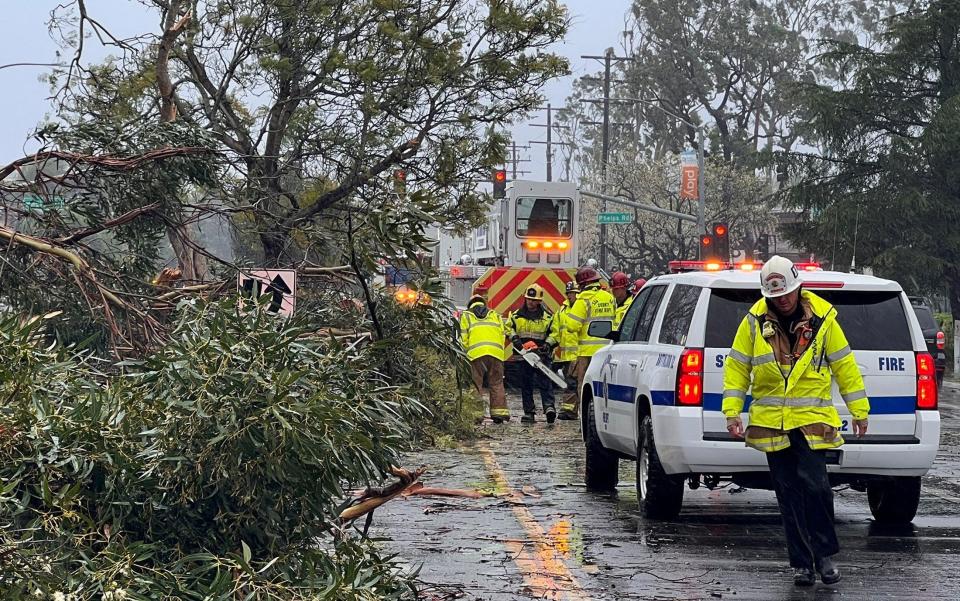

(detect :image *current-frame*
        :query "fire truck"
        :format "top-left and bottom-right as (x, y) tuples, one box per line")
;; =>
(435, 180), (585, 318)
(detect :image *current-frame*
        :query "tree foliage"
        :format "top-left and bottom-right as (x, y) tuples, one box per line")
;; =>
(557, 0), (902, 267)
(0, 301), (426, 599)
(48, 0), (569, 265)
(782, 0), (960, 315)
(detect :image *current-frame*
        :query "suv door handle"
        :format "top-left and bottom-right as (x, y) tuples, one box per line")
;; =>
(629, 360), (640, 368)
(609, 360), (620, 367)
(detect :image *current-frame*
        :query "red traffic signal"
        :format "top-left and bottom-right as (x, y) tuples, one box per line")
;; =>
(699, 233), (715, 260)
(493, 168), (507, 198)
(712, 222), (730, 261)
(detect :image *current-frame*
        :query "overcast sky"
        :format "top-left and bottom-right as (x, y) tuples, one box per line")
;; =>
(0, 0), (633, 180)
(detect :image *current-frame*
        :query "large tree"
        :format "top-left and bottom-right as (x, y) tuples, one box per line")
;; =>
(557, 0), (901, 266)
(783, 0), (960, 318)
(49, 0), (569, 265)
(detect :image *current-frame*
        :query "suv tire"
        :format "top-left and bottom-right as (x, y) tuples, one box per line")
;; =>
(584, 398), (619, 491)
(867, 476), (921, 524)
(637, 414), (684, 519)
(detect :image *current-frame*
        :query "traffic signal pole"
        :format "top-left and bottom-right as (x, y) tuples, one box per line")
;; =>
(580, 190), (697, 223)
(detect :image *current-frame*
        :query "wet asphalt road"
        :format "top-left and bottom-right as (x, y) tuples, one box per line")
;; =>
(373, 384), (960, 600)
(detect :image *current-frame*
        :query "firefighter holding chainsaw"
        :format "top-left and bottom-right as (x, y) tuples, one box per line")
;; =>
(506, 284), (561, 423)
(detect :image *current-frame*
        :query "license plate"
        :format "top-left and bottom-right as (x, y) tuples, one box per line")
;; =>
(824, 450), (842, 465)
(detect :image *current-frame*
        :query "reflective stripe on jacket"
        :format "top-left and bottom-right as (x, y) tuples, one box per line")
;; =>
(459, 304), (506, 361)
(565, 284), (616, 357)
(721, 290), (870, 452)
(613, 294), (634, 331)
(555, 301), (579, 362)
(506, 307), (559, 346)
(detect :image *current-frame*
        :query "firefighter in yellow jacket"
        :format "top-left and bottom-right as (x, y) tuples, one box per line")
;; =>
(560, 266), (616, 419)
(506, 284), (561, 424)
(554, 281), (580, 391)
(722, 256), (869, 587)
(610, 271), (633, 330)
(459, 293), (510, 423)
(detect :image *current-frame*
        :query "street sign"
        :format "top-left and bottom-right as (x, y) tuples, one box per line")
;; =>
(238, 269), (297, 315)
(597, 212), (633, 224)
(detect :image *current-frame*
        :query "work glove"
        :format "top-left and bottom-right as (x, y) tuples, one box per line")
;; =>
(511, 335), (523, 352)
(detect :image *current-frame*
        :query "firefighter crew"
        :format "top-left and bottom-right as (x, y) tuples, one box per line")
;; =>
(610, 271), (633, 330)
(560, 266), (616, 420)
(554, 281), (580, 391)
(722, 255), (870, 587)
(459, 293), (510, 424)
(506, 284), (561, 424)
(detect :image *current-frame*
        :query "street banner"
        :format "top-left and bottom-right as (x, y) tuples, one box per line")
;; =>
(680, 150), (698, 199)
(680, 165), (698, 200)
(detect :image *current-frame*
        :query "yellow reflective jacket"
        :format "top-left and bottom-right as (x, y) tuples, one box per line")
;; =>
(554, 301), (579, 362)
(459, 303), (506, 361)
(613, 294), (634, 331)
(564, 284), (616, 357)
(722, 291), (870, 452)
(505, 306), (560, 347)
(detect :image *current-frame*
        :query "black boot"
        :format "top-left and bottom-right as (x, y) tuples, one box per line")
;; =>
(793, 568), (815, 587)
(521, 413), (536, 424)
(545, 407), (557, 424)
(817, 556), (841, 585)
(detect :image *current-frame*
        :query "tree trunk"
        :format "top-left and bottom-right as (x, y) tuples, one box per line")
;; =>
(156, 2), (208, 282)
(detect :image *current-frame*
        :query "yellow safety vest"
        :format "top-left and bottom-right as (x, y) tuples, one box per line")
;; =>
(613, 294), (634, 331)
(565, 285), (616, 357)
(459, 303), (506, 361)
(722, 291), (870, 452)
(506, 307), (560, 346)
(554, 301), (579, 362)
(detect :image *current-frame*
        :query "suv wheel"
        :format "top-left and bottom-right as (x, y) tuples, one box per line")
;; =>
(637, 415), (684, 519)
(584, 399), (618, 491)
(867, 476), (921, 524)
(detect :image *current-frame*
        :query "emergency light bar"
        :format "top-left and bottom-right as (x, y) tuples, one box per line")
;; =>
(669, 260), (822, 273)
(523, 240), (570, 251)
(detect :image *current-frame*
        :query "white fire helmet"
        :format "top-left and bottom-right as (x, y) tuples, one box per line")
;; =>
(760, 255), (801, 298)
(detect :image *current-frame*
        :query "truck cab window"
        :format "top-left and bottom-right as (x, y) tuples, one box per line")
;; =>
(516, 197), (572, 238)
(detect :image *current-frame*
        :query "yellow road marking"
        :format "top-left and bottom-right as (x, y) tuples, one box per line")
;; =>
(478, 444), (588, 600)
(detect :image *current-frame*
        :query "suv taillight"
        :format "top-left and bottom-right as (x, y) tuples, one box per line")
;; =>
(937, 331), (945, 350)
(677, 348), (704, 406)
(916, 352), (938, 410)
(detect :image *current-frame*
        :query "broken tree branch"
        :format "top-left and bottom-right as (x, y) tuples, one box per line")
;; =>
(339, 465), (426, 522)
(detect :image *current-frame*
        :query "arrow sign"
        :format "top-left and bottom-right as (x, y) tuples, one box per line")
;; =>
(238, 269), (297, 315)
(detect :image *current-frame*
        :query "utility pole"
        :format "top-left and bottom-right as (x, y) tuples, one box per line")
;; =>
(508, 141), (531, 180)
(580, 49), (633, 270)
(529, 104), (571, 182)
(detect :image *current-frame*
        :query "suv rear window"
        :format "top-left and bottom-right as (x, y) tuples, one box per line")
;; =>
(911, 304), (937, 332)
(705, 288), (913, 351)
(659, 284), (702, 346)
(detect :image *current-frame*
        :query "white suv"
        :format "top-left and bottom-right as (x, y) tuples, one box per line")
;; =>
(582, 268), (941, 523)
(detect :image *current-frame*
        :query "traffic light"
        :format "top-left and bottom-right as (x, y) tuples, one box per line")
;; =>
(393, 168), (407, 197)
(492, 168), (507, 199)
(712, 223), (729, 261)
(699, 233), (715, 260)
(757, 234), (770, 260)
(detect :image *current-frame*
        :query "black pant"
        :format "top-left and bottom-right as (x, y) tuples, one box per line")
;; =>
(766, 429), (840, 570)
(518, 359), (555, 414)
